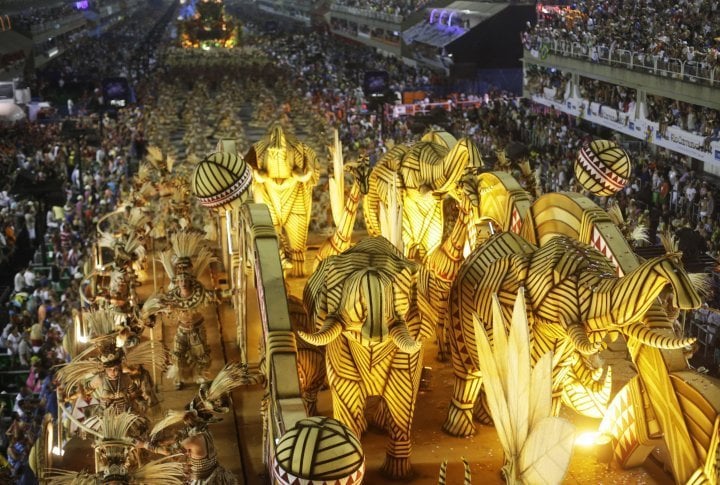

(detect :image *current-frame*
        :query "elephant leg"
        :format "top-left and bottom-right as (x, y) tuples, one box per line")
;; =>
(443, 336), (482, 437)
(297, 349), (325, 416)
(326, 363), (366, 438)
(284, 211), (309, 277)
(370, 399), (390, 432)
(379, 350), (423, 480)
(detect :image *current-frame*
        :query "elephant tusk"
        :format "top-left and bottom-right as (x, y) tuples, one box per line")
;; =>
(297, 318), (343, 347)
(566, 324), (600, 356)
(389, 321), (422, 354)
(620, 322), (696, 349)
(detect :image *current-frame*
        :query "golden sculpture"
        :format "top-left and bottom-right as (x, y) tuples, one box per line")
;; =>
(272, 417), (365, 485)
(245, 124), (320, 277)
(443, 232), (700, 438)
(298, 237), (433, 479)
(363, 130), (483, 260)
(460, 174), (718, 482)
(419, 173), (479, 361)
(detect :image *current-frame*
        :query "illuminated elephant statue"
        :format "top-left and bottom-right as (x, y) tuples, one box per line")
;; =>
(363, 130), (483, 260)
(297, 237), (434, 479)
(443, 232), (701, 438)
(245, 123), (319, 276)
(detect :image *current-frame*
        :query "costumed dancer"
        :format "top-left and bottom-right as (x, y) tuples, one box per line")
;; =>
(143, 230), (216, 389)
(136, 363), (248, 484)
(57, 338), (167, 423)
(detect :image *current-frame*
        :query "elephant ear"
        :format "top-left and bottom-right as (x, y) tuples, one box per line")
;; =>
(391, 265), (418, 320)
(303, 257), (332, 325)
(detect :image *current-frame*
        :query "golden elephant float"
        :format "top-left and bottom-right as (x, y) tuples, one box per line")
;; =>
(450, 176), (718, 484)
(245, 124), (319, 276)
(298, 237), (434, 479)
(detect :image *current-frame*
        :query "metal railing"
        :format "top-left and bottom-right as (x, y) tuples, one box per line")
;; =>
(527, 37), (718, 86)
(330, 4), (403, 24)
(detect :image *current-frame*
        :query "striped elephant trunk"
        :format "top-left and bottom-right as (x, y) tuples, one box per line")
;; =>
(620, 322), (696, 349)
(297, 317), (343, 347)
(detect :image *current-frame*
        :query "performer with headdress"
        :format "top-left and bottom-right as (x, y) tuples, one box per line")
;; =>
(43, 411), (185, 485)
(142, 230), (216, 389)
(136, 363), (247, 484)
(57, 335), (167, 421)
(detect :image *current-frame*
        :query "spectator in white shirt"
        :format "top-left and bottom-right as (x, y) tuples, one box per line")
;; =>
(14, 270), (26, 293)
(23, 267), (36, 289)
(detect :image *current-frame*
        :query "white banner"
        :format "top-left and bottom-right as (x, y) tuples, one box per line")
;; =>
(531, 94), (720, 175)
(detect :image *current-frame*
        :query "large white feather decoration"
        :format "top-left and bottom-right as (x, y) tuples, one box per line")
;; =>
(472, 289), (575, 484)
(328, 128), (345, 226)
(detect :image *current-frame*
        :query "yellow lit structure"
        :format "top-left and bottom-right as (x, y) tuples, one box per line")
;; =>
(465, 289), (575, 485)
(363, 130), (483, 260)
(298, 237), (433, 479)
(456, 169), (719, 482)
(245, 124), (320, 277)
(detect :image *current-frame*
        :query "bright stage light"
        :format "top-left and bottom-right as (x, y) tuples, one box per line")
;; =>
(52, 446), (65, 456)
(78, 334), (88, 343)
(574, 431), (599, 446)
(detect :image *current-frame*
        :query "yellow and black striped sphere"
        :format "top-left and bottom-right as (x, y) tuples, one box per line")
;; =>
(272, 417), (365, 484)
(574, 140), (631, 196)
(191, 152), (252, 211)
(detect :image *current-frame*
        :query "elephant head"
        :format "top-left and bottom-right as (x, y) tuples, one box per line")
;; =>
(296, 237), (427, 479)
(298, 255), (421, 354)
(584, 253), (702, 350)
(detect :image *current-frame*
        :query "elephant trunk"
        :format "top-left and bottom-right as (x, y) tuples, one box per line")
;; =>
(297, 317), (343, 347)
(389, 320), (422, 354)
(620, 322), (696, 349)
(566, 323), (599, 356)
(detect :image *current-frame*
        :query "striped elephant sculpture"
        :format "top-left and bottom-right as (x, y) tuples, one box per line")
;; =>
(297, 237), (434, 479)
(244, 123), (320, 277)
(443, 232), (701, 438)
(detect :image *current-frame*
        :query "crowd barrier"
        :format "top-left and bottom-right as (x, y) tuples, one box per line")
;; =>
(527, 37), (718, 87)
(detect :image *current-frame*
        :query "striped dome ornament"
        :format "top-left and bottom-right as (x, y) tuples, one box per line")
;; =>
(272, 417), (365, 485)
(192, 152), (252, 210)
(574, 140), (632, 196)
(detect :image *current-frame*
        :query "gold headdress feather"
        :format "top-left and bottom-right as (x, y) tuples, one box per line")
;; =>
(199, 362), (248, 408)
(606, 204), (624, 227)
(157, 250), (175, 282)
(660, 230), (681, 256)
(55, 359), (102, 394)
(103, 411), (139, 440)
(125, 207), (151, 234)
(85, 309), (126, 340)
(42, 469), (96, 485)
(150, 410), (187, 440)
(124, 340), (169, 374)
(132, 457), (186, 485)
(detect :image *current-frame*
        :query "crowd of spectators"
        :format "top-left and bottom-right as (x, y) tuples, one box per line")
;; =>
(524, 65), (720, 151)
(523, 0), (720, 82)
(9, 3), (85, 33)
(333, 0), (431, 19)
(0, 2), (170, 482)
(2, 3), (720, 479)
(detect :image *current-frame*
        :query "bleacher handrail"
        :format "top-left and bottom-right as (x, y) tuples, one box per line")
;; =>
(240, 202), (310, 469)
(528, 35), (717, 86)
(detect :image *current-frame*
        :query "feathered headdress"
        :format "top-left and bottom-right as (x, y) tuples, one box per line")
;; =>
(157, 230), (215, 280)
(123, 207), (151, 235)
(98, 230), (146, 265)
(84, 308), (130, 347)
(190, 362), (248, 414)
(43, 457), (185, 485)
